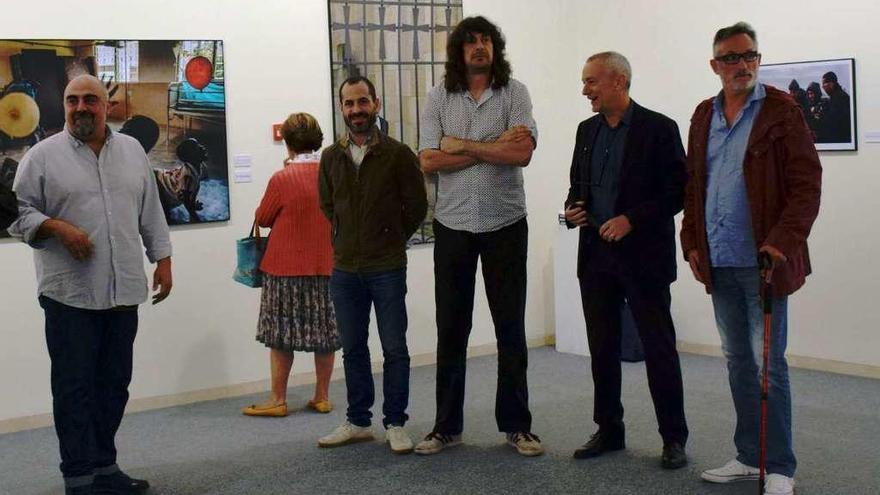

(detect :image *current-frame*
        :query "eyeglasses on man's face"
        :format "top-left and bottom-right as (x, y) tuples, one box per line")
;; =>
(714, 51), (760, 65)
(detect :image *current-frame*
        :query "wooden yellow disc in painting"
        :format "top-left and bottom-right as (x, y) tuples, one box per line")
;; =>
(0, 92), (40, 138)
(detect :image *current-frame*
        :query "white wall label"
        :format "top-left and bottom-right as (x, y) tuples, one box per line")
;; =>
(233, 169), (252, 183)
(864, 131), (880, 143)
(233, 153), (252, 168)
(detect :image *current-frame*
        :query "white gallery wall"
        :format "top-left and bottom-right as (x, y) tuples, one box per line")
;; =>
(547, 0), (880, 370)
(1, 0), (877, 424)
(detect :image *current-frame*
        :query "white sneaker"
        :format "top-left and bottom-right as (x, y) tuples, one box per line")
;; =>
(764, 474), (795, 495)
(506, 431), (545, 457)
(386, 425), (414, 454)
(414, 432), (462, 455)
(317, 421), (374, 448)
(701, 459), (760, 483)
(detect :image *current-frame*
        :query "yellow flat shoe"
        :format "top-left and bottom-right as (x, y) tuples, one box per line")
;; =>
(307, 399), (333, 413)
(242, 402), (288, 417)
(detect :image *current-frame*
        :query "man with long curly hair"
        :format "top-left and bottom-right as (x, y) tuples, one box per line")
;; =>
(416, 15), (542, 457)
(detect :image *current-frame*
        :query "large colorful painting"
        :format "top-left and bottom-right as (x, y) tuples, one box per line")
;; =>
(0, 39), (229, 238)
(327, 0), (464, 245)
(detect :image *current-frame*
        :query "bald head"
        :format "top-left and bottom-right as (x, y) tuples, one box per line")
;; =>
(65, 74), (109, 101)
(64, 74), (109, 144)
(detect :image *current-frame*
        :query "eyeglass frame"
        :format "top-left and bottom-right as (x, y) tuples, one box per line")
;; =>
(713, 51), (761, 65)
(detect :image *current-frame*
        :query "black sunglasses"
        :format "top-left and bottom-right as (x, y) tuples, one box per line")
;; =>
(714, 51), (760, 65)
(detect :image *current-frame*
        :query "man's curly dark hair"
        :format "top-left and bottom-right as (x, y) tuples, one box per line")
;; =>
(444, 16), (511, 92)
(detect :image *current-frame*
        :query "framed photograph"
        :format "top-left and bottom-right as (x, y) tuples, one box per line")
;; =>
(759, 58), (856, 151)
(0, 39), (230, 239)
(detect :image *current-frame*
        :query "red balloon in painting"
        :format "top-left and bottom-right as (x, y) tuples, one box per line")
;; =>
(185, 56), (213, 90)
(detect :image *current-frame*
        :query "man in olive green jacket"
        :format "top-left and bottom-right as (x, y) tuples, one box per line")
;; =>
(317, 76), (427, 454)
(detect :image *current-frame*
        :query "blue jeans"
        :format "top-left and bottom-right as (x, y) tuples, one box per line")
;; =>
(330, 268), (410, 428)
(710, 267), (796, 477)
(40, 296), (138, 485)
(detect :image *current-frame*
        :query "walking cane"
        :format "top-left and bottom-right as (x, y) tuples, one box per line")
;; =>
(757, 253), (773, 494)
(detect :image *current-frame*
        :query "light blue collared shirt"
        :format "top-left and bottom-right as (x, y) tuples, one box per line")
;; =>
(705, 84), (766, 268)
(9, 128), (172, 310)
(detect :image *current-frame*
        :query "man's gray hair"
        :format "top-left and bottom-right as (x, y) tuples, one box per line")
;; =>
(713, 22), (758, 54)
(587, 51), (632, 90)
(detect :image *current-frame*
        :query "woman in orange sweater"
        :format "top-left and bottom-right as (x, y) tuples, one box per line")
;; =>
(243, 113), (338, 417)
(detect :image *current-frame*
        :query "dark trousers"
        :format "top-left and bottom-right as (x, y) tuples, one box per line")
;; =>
(432, 218), (532, 435)
(578, 271), (689, 445)
(330, 268), (410, 428)
(40, 295), (138, 481)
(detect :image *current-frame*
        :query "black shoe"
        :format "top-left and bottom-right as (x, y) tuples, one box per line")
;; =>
(65, 485), (93, 495)
(93, 471), (150, 494)
(661, 442), (688, 469)
(573, 430), (625, 459)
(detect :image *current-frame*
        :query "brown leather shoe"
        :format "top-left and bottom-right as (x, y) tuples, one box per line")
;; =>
(242, 402), (288, 417)
(307, 399), (333, 413)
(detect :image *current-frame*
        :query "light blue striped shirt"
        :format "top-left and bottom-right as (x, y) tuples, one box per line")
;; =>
(9, 129), (172, 310)
(706, 84), (766, 268)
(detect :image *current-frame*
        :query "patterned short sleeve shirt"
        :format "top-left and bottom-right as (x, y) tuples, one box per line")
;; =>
(419, 78), (537, 233)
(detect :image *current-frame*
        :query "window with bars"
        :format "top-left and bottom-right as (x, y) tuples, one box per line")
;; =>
(95, 41), (139, 83)
(328, 0), (464, 245)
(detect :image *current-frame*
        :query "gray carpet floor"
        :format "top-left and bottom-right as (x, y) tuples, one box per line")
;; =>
(1, 347), (878, 494)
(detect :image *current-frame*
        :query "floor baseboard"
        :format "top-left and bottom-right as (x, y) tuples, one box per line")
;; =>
(0, 335), (554, 435)
(4, 334), (874, 435)
(676, 341), (880, 380)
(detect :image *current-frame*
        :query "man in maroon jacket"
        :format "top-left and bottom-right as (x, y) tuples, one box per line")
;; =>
(680, 22), (821, 495)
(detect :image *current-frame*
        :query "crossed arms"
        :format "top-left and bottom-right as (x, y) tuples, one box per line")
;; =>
(418, 125), (535, 173)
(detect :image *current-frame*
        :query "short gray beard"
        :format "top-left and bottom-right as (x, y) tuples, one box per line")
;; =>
(71, 114), (96, 140)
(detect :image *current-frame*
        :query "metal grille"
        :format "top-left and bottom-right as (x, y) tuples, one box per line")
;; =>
(327, 0), (464, 245)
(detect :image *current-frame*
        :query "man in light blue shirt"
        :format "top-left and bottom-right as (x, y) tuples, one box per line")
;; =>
(704, 83), (764, 267)
(9, 75), (172, 495)
(682, 23), (822, 495)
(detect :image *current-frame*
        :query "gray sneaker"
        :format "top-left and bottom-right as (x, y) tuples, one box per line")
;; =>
(318, 421), (374, 448)
(414, 432), (462, 455)
(386, 425), (414, 454)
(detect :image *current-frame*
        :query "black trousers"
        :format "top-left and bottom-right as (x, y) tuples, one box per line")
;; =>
(40, 296), (138, 480)
(578, 270), (689, 445)
(432, 218), (532, 435)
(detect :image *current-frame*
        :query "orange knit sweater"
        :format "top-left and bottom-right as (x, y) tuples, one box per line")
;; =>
(255, 161), (333, 276)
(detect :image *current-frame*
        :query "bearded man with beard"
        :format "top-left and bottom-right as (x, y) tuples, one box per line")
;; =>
(317, 76), (427, 454)
(681, 22), (821, 495)
(8, 74), (172, 494)
(415, 16), (542, 457)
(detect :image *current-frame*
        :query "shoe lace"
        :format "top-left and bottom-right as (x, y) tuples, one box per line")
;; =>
(511, 431), (540, 443)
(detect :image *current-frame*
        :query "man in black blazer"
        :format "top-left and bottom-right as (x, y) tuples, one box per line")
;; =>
(563, 51), (688, 469)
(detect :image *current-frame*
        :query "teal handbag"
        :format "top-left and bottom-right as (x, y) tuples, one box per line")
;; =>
(233, 221), (266, 288)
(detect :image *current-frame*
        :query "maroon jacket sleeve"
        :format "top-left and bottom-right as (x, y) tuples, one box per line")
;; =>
(680, 101), (710, 260)
(763, 104), (822, 259)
